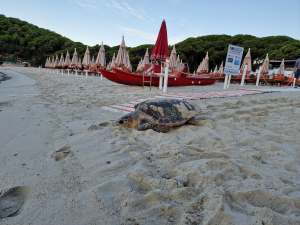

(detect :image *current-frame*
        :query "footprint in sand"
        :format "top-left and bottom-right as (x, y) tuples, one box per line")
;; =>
(52, 146), (72, 160)
(87, 122), (111, 130)
(0, 186), (34, 218)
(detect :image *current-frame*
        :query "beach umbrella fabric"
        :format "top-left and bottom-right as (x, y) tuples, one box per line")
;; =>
(126, 52), (132, 72)
(58, 53), (64, 67)
(169, 45), (177, 70)
(201, 52), (209, 74)
(115, 36), (127, 67)
(51, 57), (55, 68)
(77, 58), (82, 69)
(64, 51), (71, 67)
(141, 48), (150, 69)
(176, 55), (180, 71)
(261, 53), (269, 75)
(277, 59), (285, 75)
(82, 46), (91, 68)
(150, 20), (169, 62)
(54, 54), (59, 68)
(70, 48), (78, 68)
(110, 53), (116, 69)
(218, 61), (224, 75)
(213, 65), (218, 74)
(95, 41), (106, 68)
(240, 48), (252, 74)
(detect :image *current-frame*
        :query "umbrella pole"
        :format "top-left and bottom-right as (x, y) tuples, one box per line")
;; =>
(150, 66), (153, 90)
(142, 69), (145, 89)
(255, 66), (262, 86)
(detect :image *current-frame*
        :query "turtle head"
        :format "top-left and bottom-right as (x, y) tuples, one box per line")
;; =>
(116, 112), (139, 128)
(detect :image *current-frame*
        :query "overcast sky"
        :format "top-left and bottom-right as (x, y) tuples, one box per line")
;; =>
(2, 0), (300, 47)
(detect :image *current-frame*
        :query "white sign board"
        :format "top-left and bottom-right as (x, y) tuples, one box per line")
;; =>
(224, 45), (244, 76)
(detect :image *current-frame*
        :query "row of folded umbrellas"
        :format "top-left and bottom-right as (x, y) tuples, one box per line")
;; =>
(45, 37), (132, 71)
(45, 36), (287, 76)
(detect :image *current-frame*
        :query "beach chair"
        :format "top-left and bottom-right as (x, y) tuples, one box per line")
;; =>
(266, 75), (286, 86)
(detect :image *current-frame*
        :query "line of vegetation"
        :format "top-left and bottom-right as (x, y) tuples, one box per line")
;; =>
(1, 14), (299, 71)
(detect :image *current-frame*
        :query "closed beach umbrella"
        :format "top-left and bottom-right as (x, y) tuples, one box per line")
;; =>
(111, 53), (116, 69)
(106, 61), (111, 70)
(169, 45), (177, 70)
(54, 54), (59, 68)
(290, 67), (296, 78)
(77, 57), (82, 70)
(218, 61), (224, 75)
(126, 52), (132, 71)
(261, 53), (269, 75)
(202, 52), (209, 74)
(277, 59), (285, 75)
(70, 48), (78, 68)
(180, 59), (184, 71)
(51, 57), (55, 68)
(136, 57), (143, 72)
(176, 55), (180, 71)
(64, 51), (71, 67)
(115, 36), (127, 68)
(193, 70), (196, 76)
(150, 20), (169, 62)
(240, 48), (252, 74)
(141, 48), (150, 69)
(45, 58), (49, 68)
(82, 46), (91, 69)
(213, 65), (218, 74)
(91, 56), (95, 68)
(58, 53), (64, 68)
(95, 41), (106, 68)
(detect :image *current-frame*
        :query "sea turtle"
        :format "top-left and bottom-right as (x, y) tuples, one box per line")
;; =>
(116, 99), (200, 133)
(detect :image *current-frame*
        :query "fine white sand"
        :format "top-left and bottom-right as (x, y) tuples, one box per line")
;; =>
(0, 66), (300, 225)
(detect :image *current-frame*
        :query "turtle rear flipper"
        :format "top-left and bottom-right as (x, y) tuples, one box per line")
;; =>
(186, 117), (197, 125)
(151, 124), (172, 133)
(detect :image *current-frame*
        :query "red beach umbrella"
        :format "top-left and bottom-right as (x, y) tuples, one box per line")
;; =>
(150, 20), (169, 62)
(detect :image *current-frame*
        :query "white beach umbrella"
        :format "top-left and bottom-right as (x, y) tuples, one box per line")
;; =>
(70, 48), (78, 68)
(91, 56), (95, 68)
(64, 51), (71, 67)
(169, 45), (177, 70)
(82, 46), (91, 69)
(126, 52), (132, 72)
(51, 57), (55, 68)
(77, 57), (82, 70)
(176, 55), (180, 71)
(193, 70), (196, 76)
(261, 53), (269, 75)
(141, 48), (150, 69)
(45, 58), (49, 68)
(58, 53), (64, 68)
(213, 65), (218, 74)
(202, 52), (209, 74)
(95, 41), (106, 68)
(240, 48), (252, 74)
(277, 59), (285, 75)
(110, 53), (116, 69)
(218, 61), (224, 75)
(106, 61), (111, 70)
(54, 54), (59, 68)
(180, 59), (184, 71)
(115, 36), (127, 68)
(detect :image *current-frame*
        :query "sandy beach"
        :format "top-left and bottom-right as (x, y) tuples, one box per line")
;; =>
(0, 66), (300, 225)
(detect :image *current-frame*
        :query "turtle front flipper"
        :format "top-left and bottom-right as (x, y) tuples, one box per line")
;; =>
(151, 124), (172, 133)
(186, 117), (197, 125)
